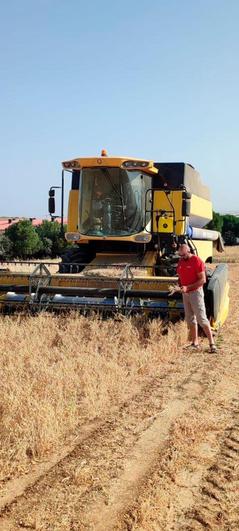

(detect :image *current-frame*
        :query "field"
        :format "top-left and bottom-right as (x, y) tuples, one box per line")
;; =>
(0, 249), (239, 530)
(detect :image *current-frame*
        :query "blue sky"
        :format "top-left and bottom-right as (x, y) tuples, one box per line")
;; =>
(0, 0), (238, 217)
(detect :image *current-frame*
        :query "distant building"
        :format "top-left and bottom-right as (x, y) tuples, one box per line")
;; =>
(221, 211), (239, 217)
(0, 217), (67, 233)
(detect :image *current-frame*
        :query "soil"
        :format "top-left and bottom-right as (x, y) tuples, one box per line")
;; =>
(0, 264), (238, 531)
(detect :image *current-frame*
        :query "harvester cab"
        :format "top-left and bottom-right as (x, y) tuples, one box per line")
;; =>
(0, 151), (229, 329)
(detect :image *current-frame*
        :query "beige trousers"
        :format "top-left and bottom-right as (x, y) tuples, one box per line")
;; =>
(182, 287), (210, 328)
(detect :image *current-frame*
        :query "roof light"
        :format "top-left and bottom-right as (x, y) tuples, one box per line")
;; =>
(122, 160), (149, 169)
(62, 160), (80, 169)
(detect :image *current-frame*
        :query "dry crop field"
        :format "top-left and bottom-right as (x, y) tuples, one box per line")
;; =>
(0, 248), (239, 530)
(213, 245), (239, 263)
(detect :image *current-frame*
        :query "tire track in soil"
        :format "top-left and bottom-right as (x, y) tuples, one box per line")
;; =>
(113, 267), (239, 530)
(84, 396), (189, 531)
(1, 267), (238, 530)
(179, 265), (239, 531)
(0, 364), (181, 508)
(82, 363), (218, 529)
(0, 353), (212, 530)
(0, 373), (167, 509)
(97, 357), (239, 531)
(2, 349), (229, 531)
(183, 397), (239, 530)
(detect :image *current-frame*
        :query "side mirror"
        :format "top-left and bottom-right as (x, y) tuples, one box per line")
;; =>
(48, 189), (55, 214)
(48, 197), (55, 214)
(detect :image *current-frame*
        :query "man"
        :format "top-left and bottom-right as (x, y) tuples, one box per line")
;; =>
(176, 243), (217, 353)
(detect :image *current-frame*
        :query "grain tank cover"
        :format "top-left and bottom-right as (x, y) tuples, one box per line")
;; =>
(153, 163), (210, 200)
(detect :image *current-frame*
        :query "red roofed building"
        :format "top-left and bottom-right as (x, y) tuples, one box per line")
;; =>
(0, 218), (67, 233)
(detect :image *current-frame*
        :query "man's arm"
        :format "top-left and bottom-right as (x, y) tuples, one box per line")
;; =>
(181, 271), (206, 293)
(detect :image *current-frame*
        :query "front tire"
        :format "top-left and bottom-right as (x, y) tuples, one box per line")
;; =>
(59, 246), (95, 273)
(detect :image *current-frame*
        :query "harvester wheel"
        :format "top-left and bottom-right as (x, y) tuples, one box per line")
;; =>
(59, 246), (95, 274)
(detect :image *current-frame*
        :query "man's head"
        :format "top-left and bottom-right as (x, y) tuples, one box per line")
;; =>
(178, 244), (192, 260)
(95, 188), (103, 199)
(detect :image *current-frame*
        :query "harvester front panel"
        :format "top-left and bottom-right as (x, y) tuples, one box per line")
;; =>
(0, 263), (183, 318)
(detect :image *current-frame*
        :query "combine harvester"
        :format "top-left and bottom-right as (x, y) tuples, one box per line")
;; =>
(0, 151), (229, 329)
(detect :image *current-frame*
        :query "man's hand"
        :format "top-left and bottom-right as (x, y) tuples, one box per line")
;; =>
(181, 286), (188, 294)
(168, 285), (182, 296)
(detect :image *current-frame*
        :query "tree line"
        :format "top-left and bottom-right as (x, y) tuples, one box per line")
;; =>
(206, 212), (239, 245)
(0, 220), (68, 260)
(0, 212), (238, 260)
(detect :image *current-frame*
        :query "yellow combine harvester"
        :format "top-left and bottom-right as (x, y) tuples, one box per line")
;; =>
(0, 151), (229, 329)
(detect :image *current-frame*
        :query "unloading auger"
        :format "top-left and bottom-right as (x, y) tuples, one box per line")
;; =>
(0, 151), (229, 329)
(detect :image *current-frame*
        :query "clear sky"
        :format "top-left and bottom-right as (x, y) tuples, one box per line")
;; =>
(1, 0), (238, 217)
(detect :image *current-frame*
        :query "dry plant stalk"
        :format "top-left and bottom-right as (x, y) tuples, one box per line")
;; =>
(0, 313), (187, 481)
(1, 248), (237, 483)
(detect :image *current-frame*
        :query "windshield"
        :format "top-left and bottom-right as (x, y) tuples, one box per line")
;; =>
(79, 167), (151, 236)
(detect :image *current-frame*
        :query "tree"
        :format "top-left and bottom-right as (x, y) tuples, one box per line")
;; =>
(206, 211), (223, 233)
(222, 214), (239, 239)
(36, 220), (66, 257)
(38, 237), (53, 257)
(207, 213), (239, 244)
(6, 220), (42, 258)
(0, 234), (13, 260)
(223, 230), (237, 246)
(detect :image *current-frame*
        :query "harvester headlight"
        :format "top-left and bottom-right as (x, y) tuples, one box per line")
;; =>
(65, 232), (80, 241)
(134, 234), (151, 242)
(122, 160), (149, 169)
(62, 160), (80, 169)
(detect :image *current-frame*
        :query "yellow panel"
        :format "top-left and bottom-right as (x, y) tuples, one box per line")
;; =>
(0, 271), (178, 293)
(211, 283), (229, 330)
(140, 250), (157, 276)
(190, 194), (212, 224)
(158, 215), (174, 233)
(191, 240), (213, 262)
(153, 190), (185, 235)
(67, 190), (79, 232)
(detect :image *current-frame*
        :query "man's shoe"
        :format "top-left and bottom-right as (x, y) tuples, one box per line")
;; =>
(183, 343), (200, 350)
(209, 344), (217, 353)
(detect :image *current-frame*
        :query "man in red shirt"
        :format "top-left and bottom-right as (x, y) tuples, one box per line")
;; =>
(176, 244), (217, 352)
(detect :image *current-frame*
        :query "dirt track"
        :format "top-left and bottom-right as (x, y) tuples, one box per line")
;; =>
(0, 265), (239, 530)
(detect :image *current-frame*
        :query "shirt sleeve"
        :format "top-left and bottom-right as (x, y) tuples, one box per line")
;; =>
(194, 256), (205, 274)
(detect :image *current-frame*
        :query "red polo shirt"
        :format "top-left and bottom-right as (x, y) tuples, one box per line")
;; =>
(176, 255), (205, 290)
